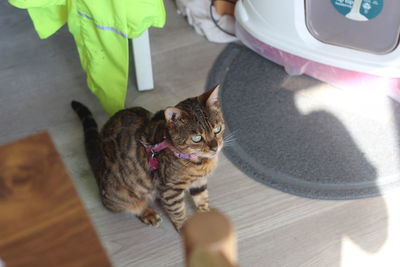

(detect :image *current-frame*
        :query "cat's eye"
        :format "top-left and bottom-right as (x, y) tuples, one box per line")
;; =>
(214, 125), (222, 134)
(192, 135), (202, 143)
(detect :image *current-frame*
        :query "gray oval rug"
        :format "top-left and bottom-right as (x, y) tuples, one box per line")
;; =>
(207, 43), (400, 200)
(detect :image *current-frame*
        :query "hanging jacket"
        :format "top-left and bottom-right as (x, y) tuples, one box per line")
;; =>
(9, 0), (166, 114)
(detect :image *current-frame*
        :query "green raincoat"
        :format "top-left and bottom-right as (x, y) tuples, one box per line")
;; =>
(9, 0), (166, 114)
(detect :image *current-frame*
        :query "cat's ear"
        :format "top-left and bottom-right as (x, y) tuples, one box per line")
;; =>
(165, 107), (184, 125)
(200, 84), (220, 108)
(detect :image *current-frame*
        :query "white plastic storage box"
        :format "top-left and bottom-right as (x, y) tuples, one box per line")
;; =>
(235, 0), (400, 98)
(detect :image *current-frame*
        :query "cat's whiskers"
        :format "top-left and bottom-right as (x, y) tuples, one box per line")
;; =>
(223, 141), (235, 147)
(223, 131), (237, 144)
(224, 137), (236, 143)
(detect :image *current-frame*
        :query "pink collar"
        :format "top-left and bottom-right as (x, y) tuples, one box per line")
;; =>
(140, 140), (198, 171)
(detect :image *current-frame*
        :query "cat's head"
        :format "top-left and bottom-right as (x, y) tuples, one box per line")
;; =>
(164, 85), (224, 159)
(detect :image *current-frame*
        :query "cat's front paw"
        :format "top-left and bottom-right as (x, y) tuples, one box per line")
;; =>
(173, 219), (187, 233)
(196, 204), (210, 212)
(139, 208), (162, 227)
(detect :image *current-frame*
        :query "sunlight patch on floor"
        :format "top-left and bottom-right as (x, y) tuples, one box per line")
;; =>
(293, 84), (400, 183)
(294, 84), (395, 125)
(340, 194), (400, 267)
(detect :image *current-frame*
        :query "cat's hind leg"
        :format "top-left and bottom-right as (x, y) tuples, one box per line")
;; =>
(138, 207), (162, 227)
(126, 197), (162, 227)
(102, 187), (162, 227)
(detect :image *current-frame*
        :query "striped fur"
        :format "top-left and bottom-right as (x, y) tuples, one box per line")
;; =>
(71, 85), (224, 230)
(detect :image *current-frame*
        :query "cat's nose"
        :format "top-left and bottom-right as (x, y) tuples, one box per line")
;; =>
(208, 140), (218, 152)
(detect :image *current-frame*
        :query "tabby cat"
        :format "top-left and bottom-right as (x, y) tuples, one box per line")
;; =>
(71, 85), (224, 230)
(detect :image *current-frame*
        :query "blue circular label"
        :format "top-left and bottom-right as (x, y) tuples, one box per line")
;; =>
(331, 0), (383, 21)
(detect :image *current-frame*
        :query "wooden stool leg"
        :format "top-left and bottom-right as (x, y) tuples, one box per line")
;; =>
(181, 210), (238, 267)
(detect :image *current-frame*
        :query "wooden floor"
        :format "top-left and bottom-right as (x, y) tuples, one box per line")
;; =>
(1, 1), (400, 266)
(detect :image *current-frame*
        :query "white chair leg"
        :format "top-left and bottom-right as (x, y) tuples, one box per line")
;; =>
(132, 30), (154, 91)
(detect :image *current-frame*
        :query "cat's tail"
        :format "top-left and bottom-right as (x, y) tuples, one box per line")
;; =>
(71, 101), (104, 183)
